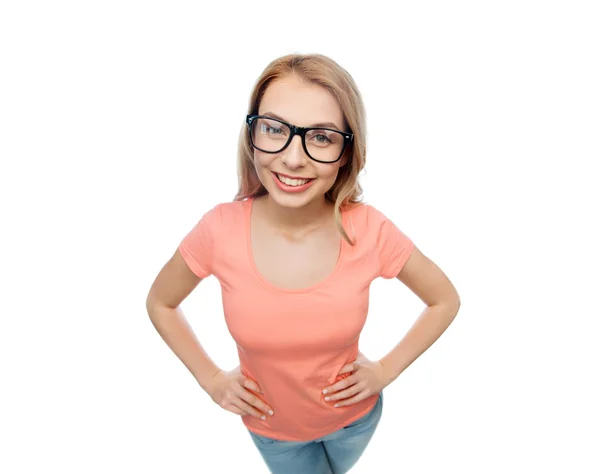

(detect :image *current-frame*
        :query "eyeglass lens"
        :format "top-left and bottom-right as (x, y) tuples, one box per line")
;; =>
(251, 117), (344, 163)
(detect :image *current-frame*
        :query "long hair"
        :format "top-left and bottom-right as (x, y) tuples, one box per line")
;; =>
(234, 53), (367, 244)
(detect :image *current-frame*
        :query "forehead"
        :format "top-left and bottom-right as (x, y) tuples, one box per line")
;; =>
(258, 74), (344, 129)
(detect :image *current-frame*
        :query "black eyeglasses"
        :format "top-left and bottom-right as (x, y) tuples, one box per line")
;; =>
(246, 114), (353, 163)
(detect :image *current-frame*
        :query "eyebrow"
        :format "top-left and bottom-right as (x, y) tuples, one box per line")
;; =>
(261, 111), (342, 130)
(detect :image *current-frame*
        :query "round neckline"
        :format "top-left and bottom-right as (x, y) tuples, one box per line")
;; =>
(244, 196), (347, 294)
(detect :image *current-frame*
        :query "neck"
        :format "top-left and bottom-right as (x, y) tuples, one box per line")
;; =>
(262, 195), (333, 233)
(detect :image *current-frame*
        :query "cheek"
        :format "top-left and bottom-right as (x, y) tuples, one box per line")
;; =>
(317, 164), (342, 183)
(252, 152), (278, 186)
(253, 152), (271, 173)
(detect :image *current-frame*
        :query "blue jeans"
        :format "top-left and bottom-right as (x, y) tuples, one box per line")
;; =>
(248, 391), (384, 474)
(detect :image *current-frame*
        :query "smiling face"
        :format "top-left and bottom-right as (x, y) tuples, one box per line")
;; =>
(252, 74), (349, 210)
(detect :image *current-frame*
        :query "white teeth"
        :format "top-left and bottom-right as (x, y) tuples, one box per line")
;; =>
(276, 174), (311, 186)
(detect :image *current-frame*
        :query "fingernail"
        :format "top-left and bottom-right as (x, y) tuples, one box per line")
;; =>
(334, 404), (339, 408)
(261, 415), (266, 420)
(324, 396), (330, 401)
(322, 389), (328, 394)
(268, 410), (274, 416)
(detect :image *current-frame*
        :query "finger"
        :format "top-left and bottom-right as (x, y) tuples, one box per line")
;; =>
(225, 404), (245, 416)
(218, 395), (245, 415)
(243, 378), (263, 394)
(325, 383), (362, 402)
(323, 374), (358, 397)
(337, 363), (355, 375)
(231, 397), (266, 419)
(332, 391), (368, 408)
(238, 388), (274, 417)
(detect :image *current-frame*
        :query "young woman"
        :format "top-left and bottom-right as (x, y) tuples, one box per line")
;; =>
(146, 53), (460, 474)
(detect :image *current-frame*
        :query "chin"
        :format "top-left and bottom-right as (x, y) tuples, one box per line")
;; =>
(270, 191), (316, 209)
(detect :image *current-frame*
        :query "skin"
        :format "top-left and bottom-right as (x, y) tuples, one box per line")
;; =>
(251, 73), (349, 230)
(249, 73), (353, 291)
(321, 253), (461, 407)
(146, 72), (460, 422)
(249, 73), (461, 408)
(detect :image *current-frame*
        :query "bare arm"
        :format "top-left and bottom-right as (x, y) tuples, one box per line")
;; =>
(379, 246), (461, 383)
(145, 248), (221, 391)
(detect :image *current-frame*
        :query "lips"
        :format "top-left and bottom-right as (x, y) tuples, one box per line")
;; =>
(273, 172), (315, 187)
(271, 172), (316, 193)
(275, 172), (314, 180)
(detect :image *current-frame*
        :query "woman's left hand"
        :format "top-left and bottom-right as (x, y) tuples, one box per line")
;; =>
(321, 352), (391, 407)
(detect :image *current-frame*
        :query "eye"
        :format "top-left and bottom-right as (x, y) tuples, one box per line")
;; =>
(266, 125), (284, 135)
(314, 134), (332, 144)
(257, 119), (288, 137)
(307, 129), (336, 146)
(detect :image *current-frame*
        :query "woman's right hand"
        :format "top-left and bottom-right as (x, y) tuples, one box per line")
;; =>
(205, 366), (274, 420)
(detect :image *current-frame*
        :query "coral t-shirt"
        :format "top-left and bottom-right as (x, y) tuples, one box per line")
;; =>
(178, 197), (414, 442)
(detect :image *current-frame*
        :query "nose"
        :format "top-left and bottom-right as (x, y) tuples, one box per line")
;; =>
(281, 135), (308, 169)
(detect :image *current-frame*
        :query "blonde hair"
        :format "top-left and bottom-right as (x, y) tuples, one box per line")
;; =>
(234, 53), (367, 244)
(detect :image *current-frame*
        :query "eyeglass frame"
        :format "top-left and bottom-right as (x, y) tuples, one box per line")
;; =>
(246, 114), (354, 164)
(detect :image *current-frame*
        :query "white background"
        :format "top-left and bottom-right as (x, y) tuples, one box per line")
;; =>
(1, 1), (598, 473)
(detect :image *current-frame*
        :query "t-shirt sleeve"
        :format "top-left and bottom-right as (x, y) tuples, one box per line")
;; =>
(178, 205), (221, 279)
(370, 206), (415, 279)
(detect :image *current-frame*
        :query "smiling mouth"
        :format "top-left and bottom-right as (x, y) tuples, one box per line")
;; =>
(273, 172), (315, 187)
